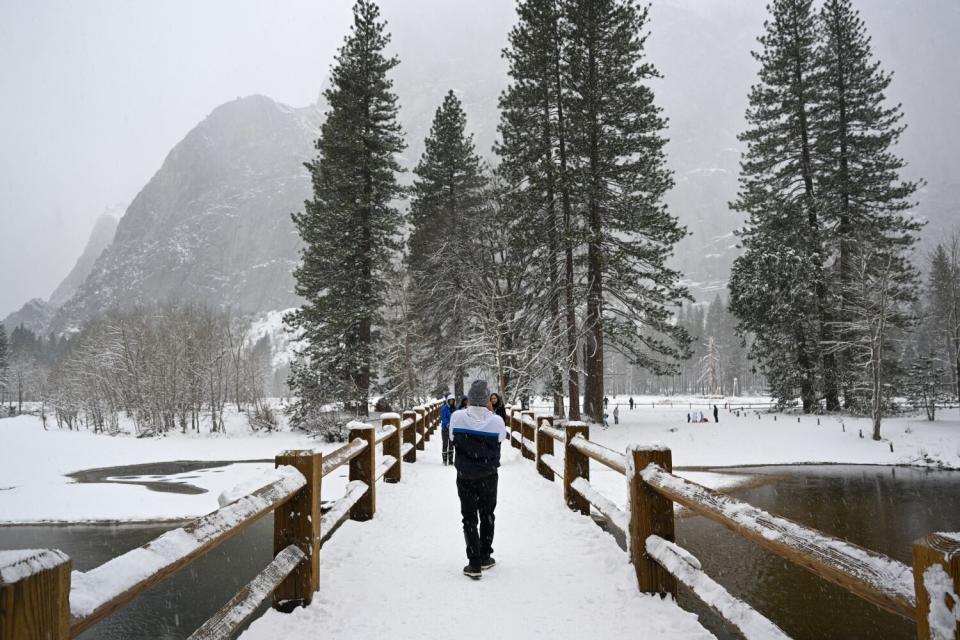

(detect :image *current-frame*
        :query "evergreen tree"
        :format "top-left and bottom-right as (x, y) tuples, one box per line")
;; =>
(0, 325), (8, 405)
(497, 0), (583, 418)
(816, 0), (923, 404)
(564, 0), (691, 420)
(730, 0), (828, 413)
(928, 233), (960, 408)
(407, 90), (487, 399)
(285, 0), (405, 421)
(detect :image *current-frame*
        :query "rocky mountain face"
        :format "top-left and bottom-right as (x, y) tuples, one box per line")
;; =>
(50, 95), (320, 332)
(2, 298), (56, 335)
(48, 212), (119, 307)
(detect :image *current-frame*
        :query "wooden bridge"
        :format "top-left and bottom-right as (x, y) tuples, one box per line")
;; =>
(2, 401), (958, 639)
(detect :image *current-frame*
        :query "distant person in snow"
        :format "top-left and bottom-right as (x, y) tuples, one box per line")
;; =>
(440, 394), (456, 466)
(613, 405), (619, 425)
(451, 379), (506, 580)
(603, 396), (609, 408)
(459, 396), (469, 410)
(629, 397), (634, 410)
(713, 404), (719, 423)
(489, 392), (507, 422)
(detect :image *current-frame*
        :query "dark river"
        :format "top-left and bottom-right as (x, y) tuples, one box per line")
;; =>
(1, 464), (958, 639)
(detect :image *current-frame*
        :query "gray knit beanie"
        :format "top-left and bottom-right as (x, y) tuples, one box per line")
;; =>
(467, 379), (490, 408)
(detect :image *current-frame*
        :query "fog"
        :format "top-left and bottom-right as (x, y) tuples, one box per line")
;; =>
(2, 0), (957, 318)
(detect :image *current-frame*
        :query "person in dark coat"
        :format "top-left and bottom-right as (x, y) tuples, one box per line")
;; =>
(440, 394), (456, 465)
(489, 392), (507, 422)
(629, 397), (634, 410)
(713, 404), (719, 423)
(459, 396), (469, 410)
(451, 380), (506, 579)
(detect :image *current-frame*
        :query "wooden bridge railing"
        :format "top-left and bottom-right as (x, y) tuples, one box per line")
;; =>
(506, 407), (960, 640)
(0, 400), (442, 640)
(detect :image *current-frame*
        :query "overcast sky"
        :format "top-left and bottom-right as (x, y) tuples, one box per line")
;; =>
(0, 1), (361, 317)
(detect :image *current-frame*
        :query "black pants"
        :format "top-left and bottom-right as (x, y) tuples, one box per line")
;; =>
(456, 472), (498, 565)
(441, 429), (454, 464)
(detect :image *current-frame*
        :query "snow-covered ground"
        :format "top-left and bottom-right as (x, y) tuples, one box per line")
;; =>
(240, 442), (713, 640)
(1, 394), (957, 525)
(0, 413), (347, 524)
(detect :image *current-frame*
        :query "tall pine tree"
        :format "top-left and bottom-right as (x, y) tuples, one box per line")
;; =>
(816, 0), (923, 406)
(730, 0), (827, 413)
(285, 0), (405, 421)
(407, 90), (487, 399)
(497, 0), (583, 418)
(565, 0), (690, 421)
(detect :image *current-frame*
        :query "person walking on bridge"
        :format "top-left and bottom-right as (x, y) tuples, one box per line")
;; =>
(451, 379), (506, 579)
(440, 394), (456, 466)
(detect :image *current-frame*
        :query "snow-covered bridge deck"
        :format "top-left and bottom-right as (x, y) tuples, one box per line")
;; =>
(239, 438), (712, 640)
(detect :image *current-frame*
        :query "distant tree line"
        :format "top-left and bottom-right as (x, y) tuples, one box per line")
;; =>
(1, 304), (275, 435)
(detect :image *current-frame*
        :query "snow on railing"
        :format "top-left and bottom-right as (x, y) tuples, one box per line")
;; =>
(540, 453), (564, 478)
(376, 455), (398, 482)
(320, 438), (368, 477)
(187, 544), (306, 640)
(538, 423), (563, 442)
(375, 424), (398, 444)
(646, 536), (791, 640)
(571, 477), (628, 535)
(320, 480), (369, 545)
(641, 462), (917, 619)
(70, 464), (307, 633)
(569, 435), (627, 474)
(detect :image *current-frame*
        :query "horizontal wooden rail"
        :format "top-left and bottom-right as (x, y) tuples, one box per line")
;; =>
(400, 442), (414, 457)
(641, 463), (916, 619)
(320, 481), (369, 546)
(540, 453), (564, 478)
(569, 435), (627, 475)
(646, 536), (790, 640)
(188, 544), (306, 640)
(522, 415), (537, 428)
(376, 455), (398, 482)
(522, 439), (536, 457)
(400, 418), (414, 430)
(320, 438), (367, 477)
(570, 477), (628, 534)
(538, 424), (563, 442)
(69, 466), (307, 636)
(375, 425), (397, 445)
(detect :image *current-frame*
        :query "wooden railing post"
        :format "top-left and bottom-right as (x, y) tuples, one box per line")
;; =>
(348, 424), (376, 521)
(415, 406), (429, 444)
(536, 415), (555, 481)
(413, 407), (427, 451)
(520, 410), (535, 460)
(401, 410), (417, 462)
(563, 422), (590, 514)
(0, 549), (71, 640)
(509, 407), (521, 449)
(382, 413), (402, 483)
(273, 449), (321, 611)
(913, 532), (960, 640)
(628, 445), (677, 597)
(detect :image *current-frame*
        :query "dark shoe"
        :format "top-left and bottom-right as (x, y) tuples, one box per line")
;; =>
(463, 564), (482, 579)
(480, 557), (496, 570)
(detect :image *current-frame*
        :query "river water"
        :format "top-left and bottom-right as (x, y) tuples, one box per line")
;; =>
(1, 464), (958, 639)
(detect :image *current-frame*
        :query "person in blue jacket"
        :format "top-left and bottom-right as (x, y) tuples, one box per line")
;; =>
(440, 394), (456, 466)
